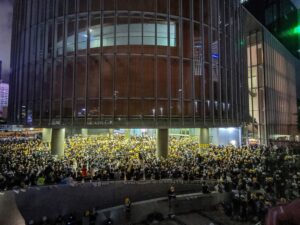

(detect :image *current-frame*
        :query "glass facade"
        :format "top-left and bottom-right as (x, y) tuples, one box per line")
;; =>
(9, 0), (246, 128)
(244, 9), (299, 144)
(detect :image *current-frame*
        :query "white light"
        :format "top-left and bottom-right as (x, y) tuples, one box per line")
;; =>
(230, 140), (237, 146)
(29, 128), (34, 131)
(214, 101), (218, 108)
(141, 129), (146, 133)
(160, 107), (163, 115)
(228, 127), (235, 133)
(206, 100), (210, 107)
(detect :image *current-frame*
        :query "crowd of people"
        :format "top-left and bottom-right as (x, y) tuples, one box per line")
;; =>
(0, 134), (300, 224)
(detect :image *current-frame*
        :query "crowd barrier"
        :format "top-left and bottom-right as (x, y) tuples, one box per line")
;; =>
(10, 179), (220, 223)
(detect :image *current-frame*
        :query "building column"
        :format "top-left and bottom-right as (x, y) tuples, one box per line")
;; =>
(81, 128), (88, 137)
(200, 128), (210, 144)
(42, 128), (52, 143)
(156, 129), (169, 158)
(125, 129), (131, 139)
(51, 128), (65, 157)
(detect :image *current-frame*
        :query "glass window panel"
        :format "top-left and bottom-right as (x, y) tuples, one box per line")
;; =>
(182, 0), (190, 18)
(170, 0), (180, 16)
(63, 100), (72, 118)
(129, 100), (142, 116)
(77, 17), (88, 53)
(46, 23), (53, 58)
(203, 0), (210, 25)
(143, 0), (156, 12)
(78, 0), (87, 12)
(170, 100), (180, 117)
(157, 0), (168, 14)
(183, 60), (192, 99)
(101, 100), (113, 116)
(47, 0), (54, 19)
(66, 18), (76, 55)
(88, 55), (100, 98)
(183, 20), (191, 58)
(28, 65), (35, 102)
(103, 0), (115, 11)
(129, 57), (142, 97)
(52, 100), (61, 119)
(251, 45), (257, 66)
(184, 101), (193, 117)
(204, 26), (209, 62)
(115, 56), (129, 97)
(56, 0), (64, 17)
(91, 0), (101, 11)
(157, 57), (168, 98)
(38, 0), (46, 22)
(31, 0), (38, 25)
(76, 100), (86, 118)
(56, 22), (64, 56)
(75, 56), (86, 99)
(211, 0), (218, 28)
(144, 100), (156, 116)
(171, 58), (180, 99)
(43, 63), (52, 101)
(193, 0), (202, 22)
(101, 55), (114, 97)
(87, 100), (99, 117)
(64, 58), (74, 98)
(193, 23), (203, 76)
(34, 64), (43, 101)
(67, 0), (76, 14)
(143, 57), (155, 98)
(117, 0), (128, 10)
(90, 14), (101, 53)
(53, 59), (63, 100)
(128, 0), (143, 11)
(157, 100), (169, 117)
(115, 100), (128, 116)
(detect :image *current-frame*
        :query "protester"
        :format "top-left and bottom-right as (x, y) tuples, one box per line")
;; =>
(0, 134), (300, 224)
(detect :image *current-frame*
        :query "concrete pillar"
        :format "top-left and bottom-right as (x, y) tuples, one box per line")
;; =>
(156, 129), (169, 158)
(42, 128), (52, 143)
(200, 128), (210, 144)
(51, 128), (65, 157)
(108, 129), (114, 137)
(125, 129), (131, 139)
(81, 128), (88, 137)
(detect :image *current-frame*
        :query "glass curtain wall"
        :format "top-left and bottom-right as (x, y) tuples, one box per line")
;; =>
(244, 9), (299, 144)
(246, 31), (267, 144)
(9, 0), (246, 128)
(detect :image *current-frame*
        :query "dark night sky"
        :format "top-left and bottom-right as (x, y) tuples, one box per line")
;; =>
(0, 0), (13, 76)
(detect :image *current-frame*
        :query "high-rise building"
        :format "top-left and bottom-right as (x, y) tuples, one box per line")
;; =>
(243, 0), (300, 58)
(8, 0), (300, 154)
(0, 81), (9, 119)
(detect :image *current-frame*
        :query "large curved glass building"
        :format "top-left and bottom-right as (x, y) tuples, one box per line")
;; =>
(9, 0), (247, 129)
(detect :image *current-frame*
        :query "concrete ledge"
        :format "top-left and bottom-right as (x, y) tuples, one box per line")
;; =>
(1, 180), (222, 224)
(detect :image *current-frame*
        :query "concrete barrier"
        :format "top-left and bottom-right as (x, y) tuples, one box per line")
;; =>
(0, 191), (25, 225)
(1, 180), (224, 224)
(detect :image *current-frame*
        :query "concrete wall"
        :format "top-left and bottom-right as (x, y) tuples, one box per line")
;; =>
(14, 181), (215, 223)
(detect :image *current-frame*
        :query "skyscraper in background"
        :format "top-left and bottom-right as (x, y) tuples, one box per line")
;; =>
(243, 0), (300, 58)
(0, 81), (9, 119)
